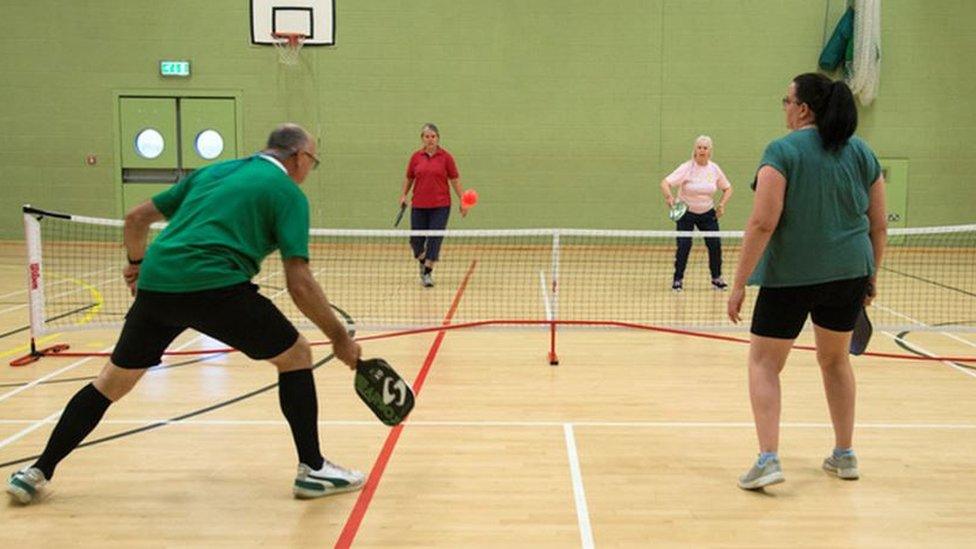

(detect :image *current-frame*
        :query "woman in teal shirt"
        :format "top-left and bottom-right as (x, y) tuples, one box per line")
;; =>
(728, 73), (888, 490)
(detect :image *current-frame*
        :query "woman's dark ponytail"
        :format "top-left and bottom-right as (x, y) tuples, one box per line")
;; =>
(793, 73), (857, 152)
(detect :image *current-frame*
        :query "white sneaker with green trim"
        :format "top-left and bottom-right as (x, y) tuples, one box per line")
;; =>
(7, 467), (47, 504)
(293, 459), (365, 499)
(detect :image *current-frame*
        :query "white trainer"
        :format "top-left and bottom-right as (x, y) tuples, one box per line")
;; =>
(293, 459), (366, 499)
(7, 467), (47, 504)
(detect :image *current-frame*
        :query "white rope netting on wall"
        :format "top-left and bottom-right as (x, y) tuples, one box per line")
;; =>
(848, 0), (881, 106)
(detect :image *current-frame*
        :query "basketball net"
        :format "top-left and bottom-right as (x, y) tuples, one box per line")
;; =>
(271, 32), (324, 222)
(273, 33), (305, 66)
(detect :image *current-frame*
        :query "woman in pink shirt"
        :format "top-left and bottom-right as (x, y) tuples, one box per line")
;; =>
(659, 135), (734, 291)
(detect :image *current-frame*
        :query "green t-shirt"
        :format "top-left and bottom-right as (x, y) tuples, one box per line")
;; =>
(749, 128), (881, 287)
(138, 155), (310, 292)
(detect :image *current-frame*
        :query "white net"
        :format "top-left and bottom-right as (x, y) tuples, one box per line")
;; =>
(272, 33), (305, 66)
(21, 207), (976, 337)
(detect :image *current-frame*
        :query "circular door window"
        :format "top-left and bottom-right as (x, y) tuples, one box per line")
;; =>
(195, 129), (224, 160)
(134, 129), (165, 159)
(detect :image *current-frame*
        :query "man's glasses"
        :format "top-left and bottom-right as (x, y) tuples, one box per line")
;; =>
(300, 150), (321, 170)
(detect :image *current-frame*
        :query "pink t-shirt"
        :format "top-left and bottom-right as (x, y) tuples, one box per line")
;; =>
(665, 160), (732, 214)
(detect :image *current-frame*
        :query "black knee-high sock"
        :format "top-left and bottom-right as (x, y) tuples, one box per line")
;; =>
(33, 383), (112, 480)
(278, 369), (324, 470)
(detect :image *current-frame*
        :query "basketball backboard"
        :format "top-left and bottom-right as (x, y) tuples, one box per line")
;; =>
(250, 0), (335, 45)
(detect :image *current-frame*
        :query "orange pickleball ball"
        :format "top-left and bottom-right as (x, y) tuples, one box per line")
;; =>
(461, 189), (479, 208)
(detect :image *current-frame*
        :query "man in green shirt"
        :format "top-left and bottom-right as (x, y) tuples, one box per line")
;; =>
(8, 124), (366, 504)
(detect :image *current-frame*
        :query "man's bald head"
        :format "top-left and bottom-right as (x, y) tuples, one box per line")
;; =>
(266, 123), (312, 157)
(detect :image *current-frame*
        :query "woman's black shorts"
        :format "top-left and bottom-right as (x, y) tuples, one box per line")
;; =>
(750, 276), (870, 340)
(110, 282), (300, 369)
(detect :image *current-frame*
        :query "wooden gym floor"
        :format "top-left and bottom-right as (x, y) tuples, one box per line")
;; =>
(1, 240), (975, 548)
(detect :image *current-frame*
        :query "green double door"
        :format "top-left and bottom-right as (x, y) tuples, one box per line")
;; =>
(119, 97), (238, 212)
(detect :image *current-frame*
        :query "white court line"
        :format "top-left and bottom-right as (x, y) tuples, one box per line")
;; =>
(879, 331), (976, 380)
(0, 412), (60, 451)
(1, 419), (974, 429)
(0, 335), (219, 453)
(873, 303), (976, 380)
(0, 351), (106, 404)
(539, 270), (552, 321)
(0, 286), (28, 301)
(564, 423), (595, 549)
(0, 334), (212, 405)
(874, 303), (976, 349)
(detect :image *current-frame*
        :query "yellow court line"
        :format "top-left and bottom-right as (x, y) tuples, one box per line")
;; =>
(61, 276), (104, 326)
(0, 275), (104, 360)
(37, 273), (105, 328)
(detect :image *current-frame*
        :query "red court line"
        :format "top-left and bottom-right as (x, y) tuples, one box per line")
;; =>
(334, 259), (478, 549)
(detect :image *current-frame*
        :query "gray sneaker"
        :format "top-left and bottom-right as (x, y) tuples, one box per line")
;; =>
(823, 453), (859, 480)
(738, 457), (785, 490)
(7, 467), (47, 504)
(422, 273), (434, 287)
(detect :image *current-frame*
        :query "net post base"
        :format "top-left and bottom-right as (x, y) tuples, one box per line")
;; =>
(9, 343), (71, 367)
(548, 320), (559, 366)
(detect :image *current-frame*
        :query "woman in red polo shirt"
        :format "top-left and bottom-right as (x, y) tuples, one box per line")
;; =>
(399, 123), (468, 287)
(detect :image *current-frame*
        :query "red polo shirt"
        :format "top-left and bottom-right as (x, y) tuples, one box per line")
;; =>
(406, 147), (459, 208)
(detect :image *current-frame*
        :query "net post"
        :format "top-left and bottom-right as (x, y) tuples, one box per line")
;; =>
(10, 339), (71, 367)
(23, 207), (46, 343)
(548, 321), (559, 366)
(11, 206), (70, 367)
(548, 231), (560, 366)
(10, 338), (40, 367)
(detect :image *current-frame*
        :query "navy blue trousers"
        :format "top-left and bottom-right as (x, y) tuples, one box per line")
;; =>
(410, 206), (451, 262)
(674, 208), (722, 280)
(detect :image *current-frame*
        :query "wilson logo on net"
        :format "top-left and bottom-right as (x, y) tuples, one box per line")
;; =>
(29, 263), (40, 290)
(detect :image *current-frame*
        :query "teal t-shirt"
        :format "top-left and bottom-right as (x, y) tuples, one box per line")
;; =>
(749, 128), (881, 287)
(138, 155), (310, 292)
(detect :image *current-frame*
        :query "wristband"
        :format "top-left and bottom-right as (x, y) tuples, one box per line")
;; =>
(128, 256), (143, 265)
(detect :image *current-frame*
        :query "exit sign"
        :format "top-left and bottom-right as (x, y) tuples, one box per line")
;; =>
(160, 61), (190, 77)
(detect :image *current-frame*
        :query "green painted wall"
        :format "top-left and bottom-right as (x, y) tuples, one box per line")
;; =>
(1, 0), (974, 237)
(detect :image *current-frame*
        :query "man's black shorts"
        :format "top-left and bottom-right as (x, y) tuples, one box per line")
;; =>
(111, 282), (299, 369)
(750, 276), (870, 340)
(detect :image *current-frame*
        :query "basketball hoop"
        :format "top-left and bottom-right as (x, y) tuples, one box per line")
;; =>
(272, 32), (306, 66)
